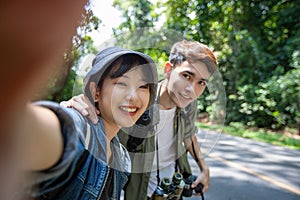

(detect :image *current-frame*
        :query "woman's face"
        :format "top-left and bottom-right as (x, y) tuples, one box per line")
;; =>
(96, 66), (150, 128)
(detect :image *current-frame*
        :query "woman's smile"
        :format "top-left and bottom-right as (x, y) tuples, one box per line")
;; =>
(119, 105), (139, 116)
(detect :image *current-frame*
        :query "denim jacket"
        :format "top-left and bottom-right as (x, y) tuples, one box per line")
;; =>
(18, 101), (130, 200)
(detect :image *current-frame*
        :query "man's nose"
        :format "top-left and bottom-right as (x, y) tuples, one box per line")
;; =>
(185, 82), (195, 93)
(185, 82), (199, 98)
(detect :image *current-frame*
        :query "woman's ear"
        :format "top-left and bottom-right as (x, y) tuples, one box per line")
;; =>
(89, 82), (100, 102)
(163, 61), (173, 79)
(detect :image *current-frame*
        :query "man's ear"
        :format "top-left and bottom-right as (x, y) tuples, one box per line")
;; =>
(163, 61), (173, 78)
(89, 82), (100, 102)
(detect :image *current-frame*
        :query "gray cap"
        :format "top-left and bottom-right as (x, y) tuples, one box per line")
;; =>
(83, 46), (158, 104)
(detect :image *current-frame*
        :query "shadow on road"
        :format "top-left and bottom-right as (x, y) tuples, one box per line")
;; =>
(185, 129), (300, 200)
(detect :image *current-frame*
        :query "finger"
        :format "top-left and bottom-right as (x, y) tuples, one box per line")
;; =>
(84, 96), (98, 124)
(71, 96), (91, 116)
(60, 101), (71, 107)
(192, 183), (208, 196)
(73, 94), (85, 101)
(85, 106), (98, 124)
(72, 94), (98, 124)
(73, 95), (89, 108)
(89, 111), (98, 124)
(75, 95), (98, 124)
(200, 180), (209, 193)
(202, 185), (209, 193)
(191, 177), (209, 194)
(191, 177), (201, 188)
(71, 100), (89, 116)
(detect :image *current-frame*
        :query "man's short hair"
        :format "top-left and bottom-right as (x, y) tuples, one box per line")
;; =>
(169, 40), (218, 74)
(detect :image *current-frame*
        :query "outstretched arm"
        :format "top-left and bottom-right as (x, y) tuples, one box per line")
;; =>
(17, 104), (63, 171)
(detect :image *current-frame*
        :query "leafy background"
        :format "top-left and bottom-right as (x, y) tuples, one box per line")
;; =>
(34, 0), (300, 135)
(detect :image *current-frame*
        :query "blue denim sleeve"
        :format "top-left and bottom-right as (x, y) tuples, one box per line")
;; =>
(28, 101), (80, 185)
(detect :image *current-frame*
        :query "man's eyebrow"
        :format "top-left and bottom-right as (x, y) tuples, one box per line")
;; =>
(201, 78), (209, 83)
(185, 71), (209, 82)
(185, 70), (195, 77)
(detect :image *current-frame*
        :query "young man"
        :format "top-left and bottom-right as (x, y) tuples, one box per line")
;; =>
(62, 40), (218, 199)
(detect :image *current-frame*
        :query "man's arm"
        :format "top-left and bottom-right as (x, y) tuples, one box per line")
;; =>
(60, 94), (99, 124)
(185, 134), (210, 193)
(17, 104), (63, 171)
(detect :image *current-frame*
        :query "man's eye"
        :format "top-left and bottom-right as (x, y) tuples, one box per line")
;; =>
(199, 80), (207, 86)
(183, 74), (191, 80)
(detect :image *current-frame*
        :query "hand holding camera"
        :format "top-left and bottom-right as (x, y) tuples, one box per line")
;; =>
(152, 173), (204, 200)
(181, 174), (204, 197)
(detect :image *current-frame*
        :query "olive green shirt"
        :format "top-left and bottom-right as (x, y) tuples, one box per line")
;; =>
(118, 99), (198, 200)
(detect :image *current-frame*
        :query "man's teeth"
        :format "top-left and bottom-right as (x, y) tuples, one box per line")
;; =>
(120, 107), (137, 112)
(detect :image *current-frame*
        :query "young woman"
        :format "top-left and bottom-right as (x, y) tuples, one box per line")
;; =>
(15, 47), (158, 200)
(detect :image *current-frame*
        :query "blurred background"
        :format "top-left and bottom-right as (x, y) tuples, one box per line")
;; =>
(32, 0), (300, 149)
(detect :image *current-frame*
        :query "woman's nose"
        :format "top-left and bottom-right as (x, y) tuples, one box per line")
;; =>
(125, 88), (138, 101)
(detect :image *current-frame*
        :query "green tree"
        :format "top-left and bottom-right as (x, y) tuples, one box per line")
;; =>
(112, 0), (300, 133)
(113, 0), (169, 78)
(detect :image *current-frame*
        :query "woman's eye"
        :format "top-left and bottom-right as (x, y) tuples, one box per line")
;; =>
(139, 84), (149, 89)
(116, 81), (127, 86)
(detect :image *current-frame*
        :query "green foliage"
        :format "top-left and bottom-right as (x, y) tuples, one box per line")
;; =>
(112, 0), (189, 79)
(198, 122), (300, 150)
(113, 0), (156, 32)
(49, 2), (100, 102)
(110, 0), (300, 132)
(53, 0), (300, 133)
(233, 64), (300, 129)
(61, 70), (77, 101)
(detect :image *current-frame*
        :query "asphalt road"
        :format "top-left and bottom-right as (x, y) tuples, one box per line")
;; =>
(184, 129), (300, 200)
(121, 129), (300, 200)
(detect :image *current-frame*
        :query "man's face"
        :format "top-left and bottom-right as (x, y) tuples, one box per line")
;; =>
(166, 60), (210, 108)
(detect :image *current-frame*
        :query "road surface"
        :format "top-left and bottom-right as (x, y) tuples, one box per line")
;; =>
(185, 129), (300, 200)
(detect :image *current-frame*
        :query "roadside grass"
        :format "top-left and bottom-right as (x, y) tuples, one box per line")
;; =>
(197, 122), (300, 151)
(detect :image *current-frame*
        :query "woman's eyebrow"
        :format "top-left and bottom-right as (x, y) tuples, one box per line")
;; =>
(120, 74), (147, 82)
(120, 74), (129, 79)
(137, 78), (148, 83)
